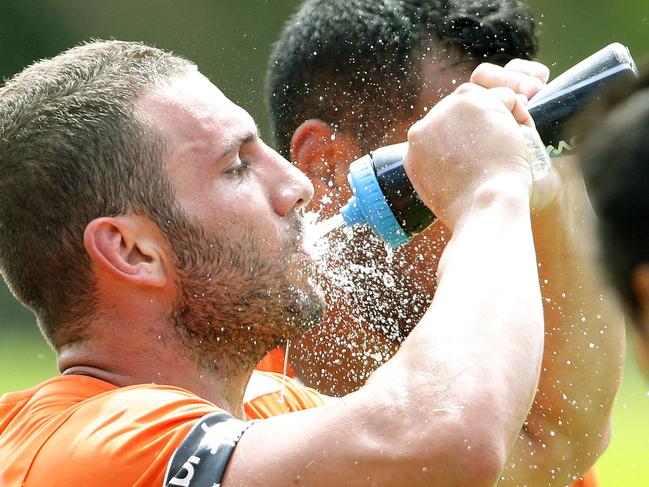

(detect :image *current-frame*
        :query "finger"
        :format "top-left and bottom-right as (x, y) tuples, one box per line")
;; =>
(453, 82), (486, 95)
(470, 63), (545, 99)
(513, 93), (535, 129)
(503, 59), (550, 83)
(486, 87), (534, 128)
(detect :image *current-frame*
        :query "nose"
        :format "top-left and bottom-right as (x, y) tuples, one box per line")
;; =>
(266, 147), (314, 216)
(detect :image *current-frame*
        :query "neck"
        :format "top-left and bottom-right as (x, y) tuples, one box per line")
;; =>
(57, 315), (254, 419)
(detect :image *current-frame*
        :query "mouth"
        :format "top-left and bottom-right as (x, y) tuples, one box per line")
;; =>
(283, 210), (311, 256)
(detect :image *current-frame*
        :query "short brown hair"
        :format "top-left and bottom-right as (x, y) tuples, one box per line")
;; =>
(0, 40), (194, 347)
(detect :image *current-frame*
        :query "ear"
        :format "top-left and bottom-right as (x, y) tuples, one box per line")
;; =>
(83, 216), (168, 288)
(290, 119), (362, 201)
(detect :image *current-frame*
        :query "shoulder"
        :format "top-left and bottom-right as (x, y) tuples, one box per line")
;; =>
(26, 381), (222, 486)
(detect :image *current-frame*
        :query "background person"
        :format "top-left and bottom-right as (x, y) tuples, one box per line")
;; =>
(579, 65), (649, 375)
(1, 39), (547, 486)
(265, 0), (624, 485)
(265, 0), (543, 390)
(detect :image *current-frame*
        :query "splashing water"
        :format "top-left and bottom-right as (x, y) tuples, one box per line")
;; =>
(383, 242), (395, 287)
(296, 208), (437, 394)
(384, 241), (394, 264)
(383, 273), (395, 288)
(302, 212), (346, 259)
(277, 339), (291, 404)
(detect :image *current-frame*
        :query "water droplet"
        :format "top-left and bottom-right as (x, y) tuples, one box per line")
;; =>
(384, 241), (393, 264)
(277, 339), (291, 404)
(383, 273), (395, 287)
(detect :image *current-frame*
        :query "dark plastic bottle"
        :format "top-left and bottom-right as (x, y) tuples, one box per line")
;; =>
(339, 43), (638, 248)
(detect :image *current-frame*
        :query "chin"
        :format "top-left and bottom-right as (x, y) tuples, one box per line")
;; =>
(289, 283), (325, 334)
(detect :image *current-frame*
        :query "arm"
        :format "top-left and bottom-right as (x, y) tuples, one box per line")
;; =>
(469, 61), (625, 486)
(222, 89), (545, 486)
(501, 156), (624, 486)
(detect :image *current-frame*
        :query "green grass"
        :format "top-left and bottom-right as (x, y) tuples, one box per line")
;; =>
(596, 344), (649, 486)
(1, 323), (648, 485)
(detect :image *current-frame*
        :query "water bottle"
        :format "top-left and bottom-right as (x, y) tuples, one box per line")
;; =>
(339, 43), (638, 248)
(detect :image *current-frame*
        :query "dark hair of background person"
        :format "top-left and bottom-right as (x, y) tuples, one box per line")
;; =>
(0, 40), (194, 348)
(578, 62), (649, 323)
(267, 0), (538, 157)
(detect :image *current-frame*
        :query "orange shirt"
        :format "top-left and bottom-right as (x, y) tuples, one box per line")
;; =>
(1, 372), (598, 486)
(0, 372), (323, 486)
(256, 347), (295, 377)
(574, 469), (599, 487)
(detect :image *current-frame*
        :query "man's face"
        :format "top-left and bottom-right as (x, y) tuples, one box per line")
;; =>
(138, 71), (322, 368)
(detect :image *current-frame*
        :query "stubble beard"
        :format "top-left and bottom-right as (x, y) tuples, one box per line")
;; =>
(167, 216), (323, 374)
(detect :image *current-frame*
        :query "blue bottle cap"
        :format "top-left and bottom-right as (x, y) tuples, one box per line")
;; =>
(339, 154), (411, 248)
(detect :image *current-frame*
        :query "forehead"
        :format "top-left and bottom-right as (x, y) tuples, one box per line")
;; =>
(136, 71), (256, 157)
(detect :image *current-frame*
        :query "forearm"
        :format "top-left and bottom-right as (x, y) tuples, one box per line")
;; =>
(501, 160), (625, 485)
(229, 185), (542, 487)
(366, 178), (544, 483)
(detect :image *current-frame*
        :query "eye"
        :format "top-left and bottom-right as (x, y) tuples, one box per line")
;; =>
(225, 158), (252, 178)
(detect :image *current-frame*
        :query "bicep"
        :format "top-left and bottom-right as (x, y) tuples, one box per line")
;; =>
(222, 403), (399, 487)
(222, 392), (474, 487)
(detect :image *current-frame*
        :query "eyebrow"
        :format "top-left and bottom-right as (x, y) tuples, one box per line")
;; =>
(218, 126), (260, 160)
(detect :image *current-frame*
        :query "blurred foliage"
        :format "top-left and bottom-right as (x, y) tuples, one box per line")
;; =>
(0, 2), (648, 484)
(527, 0), (649, 72)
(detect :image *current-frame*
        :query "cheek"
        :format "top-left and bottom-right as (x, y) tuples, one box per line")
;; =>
(206, 178), (264, 215)
(204, 184), (282, 247)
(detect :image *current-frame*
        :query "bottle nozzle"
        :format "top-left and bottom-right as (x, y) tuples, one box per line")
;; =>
(341, 152), (411, 248)
(340, 196), (364, 227)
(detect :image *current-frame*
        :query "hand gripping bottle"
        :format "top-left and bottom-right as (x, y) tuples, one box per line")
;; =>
(339, 43), (638, 248)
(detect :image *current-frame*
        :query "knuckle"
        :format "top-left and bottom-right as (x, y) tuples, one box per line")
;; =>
(505, 58), (530, 70)
(504, 58), (522, 70)
(504, 71), (521, 89)
(470, 62), (496, 81)
(450, 93), (480, 114)
(454, 82), (475, 94)
(407, 121), (423, 142)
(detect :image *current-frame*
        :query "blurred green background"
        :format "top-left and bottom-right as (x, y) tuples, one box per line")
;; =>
(0, 0), (648, 484)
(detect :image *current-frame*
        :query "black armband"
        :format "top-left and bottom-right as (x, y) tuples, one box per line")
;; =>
(163, 411), (253, 487)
